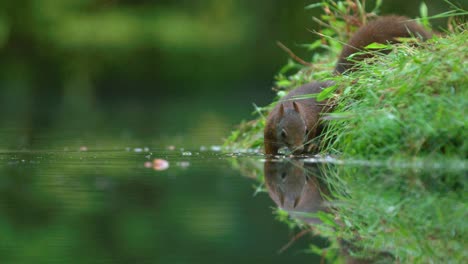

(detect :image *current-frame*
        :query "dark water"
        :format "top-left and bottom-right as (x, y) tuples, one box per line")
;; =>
(0, 139), (327, 263)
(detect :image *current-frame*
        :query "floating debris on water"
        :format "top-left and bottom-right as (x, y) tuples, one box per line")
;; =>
(246, 148), (262, 153)
(167, 145), (176, 151)
(210, 145), (222, 152)
(144, 161), (152, 168)
(176, 161), (190, 168)
(143, 147), (150, 152)
(79, 146), (88, 152)
(182, 151), (192, 156)
(200, 146), (207, 151)
(153, 159), (169, 171)
(134, 148), (143, 153)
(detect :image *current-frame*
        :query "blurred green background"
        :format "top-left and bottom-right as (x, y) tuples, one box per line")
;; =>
(0, 0), (461, 148)
(0, 1), (465, 263)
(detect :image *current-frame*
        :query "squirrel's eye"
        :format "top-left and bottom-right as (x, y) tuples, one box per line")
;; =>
(305, 129), (309, 136)
(281, 129), (287, 138)
(281, 172), (287, 180)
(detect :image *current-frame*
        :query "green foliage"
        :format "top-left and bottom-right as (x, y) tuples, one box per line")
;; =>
(225, 0), (467, 161)
(321, 32), (467, 159)
(419, 2), (430, 28)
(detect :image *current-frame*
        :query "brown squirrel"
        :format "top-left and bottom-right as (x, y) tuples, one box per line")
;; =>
(264, 16), (432, 155)
(264, 81), (334, 155)
(335, 15), (432, 74)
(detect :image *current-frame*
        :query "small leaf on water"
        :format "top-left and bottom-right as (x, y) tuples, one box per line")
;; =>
(153, 159), (169, 171)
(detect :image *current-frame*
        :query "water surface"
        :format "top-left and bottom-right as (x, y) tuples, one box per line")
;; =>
(0, 143), (327, 263)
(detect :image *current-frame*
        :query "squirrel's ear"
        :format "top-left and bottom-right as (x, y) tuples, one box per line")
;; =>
(279, 104), (284, 118)
(293, 101), (300, 113)
(293, 196), (300, 209)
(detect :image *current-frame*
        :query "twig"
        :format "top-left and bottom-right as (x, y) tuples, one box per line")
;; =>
(320, 249), (327, 264)
(276, 41), (312, 67)
(277, 228), (313, 254)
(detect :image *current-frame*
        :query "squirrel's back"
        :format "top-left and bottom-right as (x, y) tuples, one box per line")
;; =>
(335, 16), (432, 74)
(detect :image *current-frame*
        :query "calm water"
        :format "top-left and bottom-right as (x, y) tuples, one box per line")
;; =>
(0, 141), (328, 263)
(0, 81), (330, 263)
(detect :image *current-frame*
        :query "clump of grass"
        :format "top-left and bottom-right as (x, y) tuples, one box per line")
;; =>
(320, 30), (467, 159)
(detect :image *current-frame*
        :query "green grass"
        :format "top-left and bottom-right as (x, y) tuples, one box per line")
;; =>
(225, 1), (467, 262)
(320, 32), (467, 160)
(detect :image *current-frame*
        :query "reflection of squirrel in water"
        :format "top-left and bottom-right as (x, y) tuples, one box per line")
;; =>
(264, 16), (432, 155)
(263, 159), (326, 224)
(263, 160), (394, 262)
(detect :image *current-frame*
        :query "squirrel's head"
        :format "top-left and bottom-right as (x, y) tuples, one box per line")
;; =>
(264, 160), (324, 218)
(276, 102), (308, 154)
(264, 159), (306, 208)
